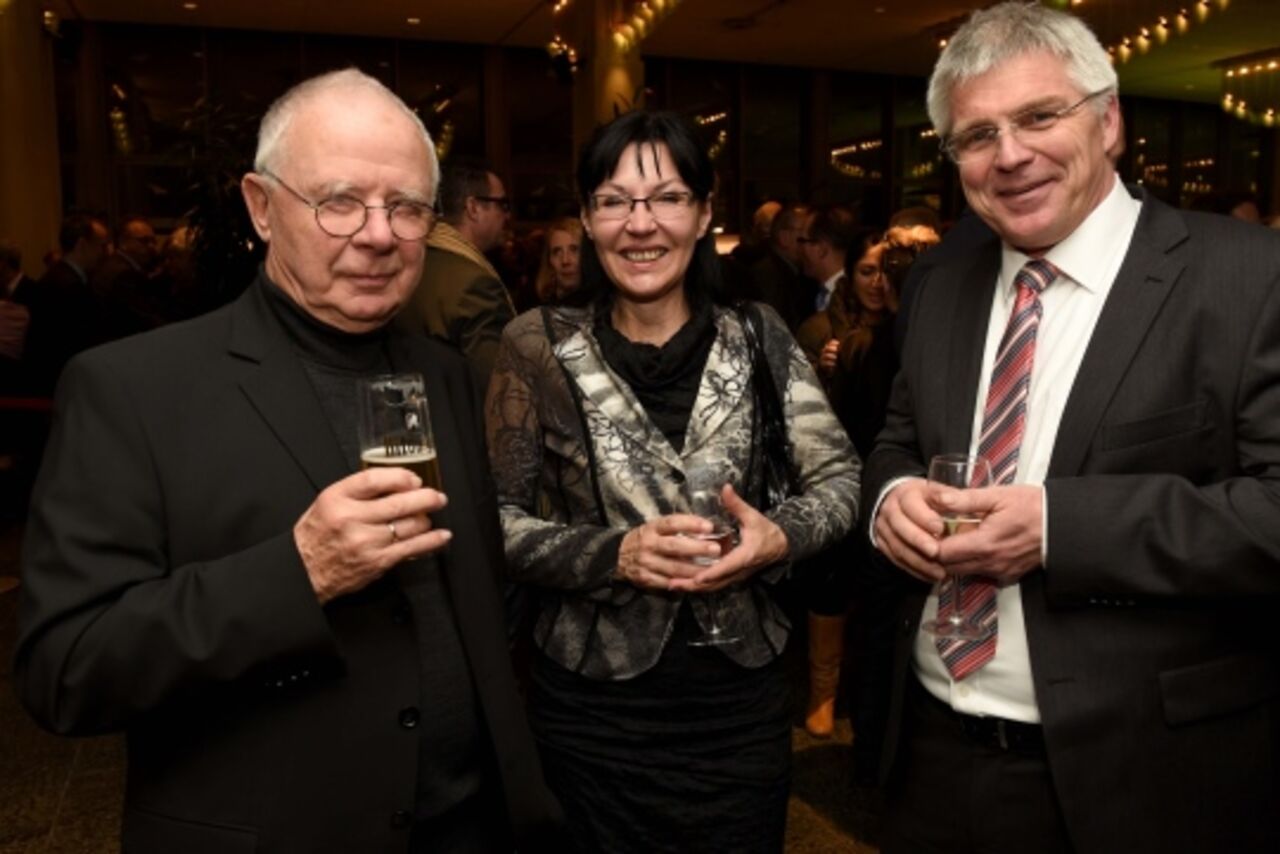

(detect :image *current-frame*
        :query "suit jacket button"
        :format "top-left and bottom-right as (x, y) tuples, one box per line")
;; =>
(390, 809), (412, 829)
(398, 706), (420, 729)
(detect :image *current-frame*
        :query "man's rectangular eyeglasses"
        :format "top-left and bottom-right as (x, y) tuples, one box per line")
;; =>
(262, 170), (437, 241)
(473, 195), (511, 213)
(590, 191), (696, 221)
(940, 88), (1113, 163)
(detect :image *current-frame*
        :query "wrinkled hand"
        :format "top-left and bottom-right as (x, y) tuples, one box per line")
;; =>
(295, 467), (451, 604)
(873, 478), (946, 583)
(818, 338), (840, 376)
(933, 484), (1043, 584)
(617, 514), (717, 592)
(670, 485), (789, 593)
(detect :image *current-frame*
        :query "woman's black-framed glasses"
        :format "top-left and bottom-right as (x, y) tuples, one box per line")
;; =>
(262, 170), (437, 241)
(590, 191), (696, 222)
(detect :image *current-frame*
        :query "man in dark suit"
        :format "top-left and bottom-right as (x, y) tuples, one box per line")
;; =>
(413, 161), (515, 394)
(23, 213), (108, 394)
(864, 4), (1280, 853)
(91, 215), (165, 339)
(748, 202), (817, 331)
(16, 68), (560, 853)
(0, 240), (34, 389)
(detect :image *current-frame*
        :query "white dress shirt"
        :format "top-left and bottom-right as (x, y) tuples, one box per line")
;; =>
(911, 175), (1141, 722)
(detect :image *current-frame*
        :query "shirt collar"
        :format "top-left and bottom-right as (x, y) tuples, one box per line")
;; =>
(999, 174), (1141, 295)
(822, 270), (844, 292)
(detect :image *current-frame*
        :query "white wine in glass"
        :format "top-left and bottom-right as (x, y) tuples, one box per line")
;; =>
(920, 453), (992, 640)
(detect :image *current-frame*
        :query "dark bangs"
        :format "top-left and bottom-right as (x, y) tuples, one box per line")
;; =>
(571, 110), (726, 307)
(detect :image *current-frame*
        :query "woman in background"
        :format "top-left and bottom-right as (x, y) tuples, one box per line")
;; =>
(534, 217), (583, 304)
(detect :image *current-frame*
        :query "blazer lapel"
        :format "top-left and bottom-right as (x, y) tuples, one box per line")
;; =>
(682, 308), (750, 457)
(553, 322), (684, 471)
(230, 280), (349, 493)
(944, 247), (1002, 454)
(1048, 193), (1186, 478)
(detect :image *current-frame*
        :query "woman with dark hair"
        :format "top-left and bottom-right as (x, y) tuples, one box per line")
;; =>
(485, 110), (860, 851)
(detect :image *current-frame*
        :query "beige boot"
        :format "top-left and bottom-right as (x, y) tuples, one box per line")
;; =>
(804, 612), (846, 737)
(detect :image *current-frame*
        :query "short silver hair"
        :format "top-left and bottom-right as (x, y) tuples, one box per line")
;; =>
(927, 2), (1117, 136)
(253, 68), (440, 202)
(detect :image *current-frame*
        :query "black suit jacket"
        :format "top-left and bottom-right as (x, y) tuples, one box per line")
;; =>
(863, 188), (1280, 852)
(16, 275), (561, 852)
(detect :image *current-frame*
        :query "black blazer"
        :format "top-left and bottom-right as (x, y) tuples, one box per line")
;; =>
(863, 188), (1280, 853)
(16, 276), (561, 852)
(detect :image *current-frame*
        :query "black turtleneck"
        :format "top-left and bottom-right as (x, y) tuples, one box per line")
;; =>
(594, 296), (717, 453)
(260, 275), (486, 821)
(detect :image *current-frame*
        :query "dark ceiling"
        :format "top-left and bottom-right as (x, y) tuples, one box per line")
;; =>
(52, 0), (1280, 104)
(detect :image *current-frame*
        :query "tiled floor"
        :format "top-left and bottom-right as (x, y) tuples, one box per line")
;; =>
(0, 520), (881, 852)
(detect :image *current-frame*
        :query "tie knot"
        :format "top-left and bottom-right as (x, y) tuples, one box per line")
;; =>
(1016, 259), (1058, 295)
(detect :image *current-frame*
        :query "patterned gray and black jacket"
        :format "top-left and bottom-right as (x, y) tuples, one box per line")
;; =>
(485, 302), (861, 680)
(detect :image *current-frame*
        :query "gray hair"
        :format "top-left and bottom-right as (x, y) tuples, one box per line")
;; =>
(253, 68), (440, 202)
(927, 2), (1117, 136)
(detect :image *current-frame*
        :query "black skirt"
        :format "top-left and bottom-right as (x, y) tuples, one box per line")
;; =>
(529, 605), (792, 854)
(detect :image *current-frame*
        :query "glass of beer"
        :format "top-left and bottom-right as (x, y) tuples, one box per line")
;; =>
(357, 373), (440, 490)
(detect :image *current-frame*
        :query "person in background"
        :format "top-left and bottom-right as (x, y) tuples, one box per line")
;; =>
(413, 160), (516, 393)
(92, 216), (166, 339)
(486, 110), (860, 853)
(794, 227), (889, 738)
(749, 201), (815, 330)
(865, 4), (1280, 851)
(0, 240), (33, 392)
(15, 68), (562, 853)
(24, 213), (108, 394)
(534, 217), (583, 305)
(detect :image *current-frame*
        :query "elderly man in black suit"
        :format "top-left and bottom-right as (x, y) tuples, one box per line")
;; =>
(16, 68), (561, 853)
(864, 4), (1280, 853)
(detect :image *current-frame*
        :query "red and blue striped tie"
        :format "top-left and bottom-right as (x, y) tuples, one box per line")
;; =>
(936, 258), (1058, 680)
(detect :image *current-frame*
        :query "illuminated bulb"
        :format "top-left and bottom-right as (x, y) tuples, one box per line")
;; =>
(1226, 69), (1235, 77)
(617, 23), (635, 43)
(1155, 18), (1169, 43)
(406, 16), (420, 25)
(1136, 32), (1150, 54)
(1117, 43), (1131, 63)
(938, 38), (948, 49)
(630, 14), (648, 38)
(1176, 11), (1190, 33)
(651, 0), (666, 11)
(1195, 0), (1209, 22)
(639, 3), (655, 23)
(612, 30), (629, 51)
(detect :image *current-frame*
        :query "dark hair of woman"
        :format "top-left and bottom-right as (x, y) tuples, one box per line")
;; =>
(570, 110), (726, 307)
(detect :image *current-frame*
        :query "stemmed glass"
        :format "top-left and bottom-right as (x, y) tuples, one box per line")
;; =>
(919, 453), (992, 640)
(683, 462), (742, 648)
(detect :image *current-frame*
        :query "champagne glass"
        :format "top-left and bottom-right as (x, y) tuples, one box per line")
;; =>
(356, 373), (440, 489)
(683, 462), (742, 648)
(919, 453), (992, 640)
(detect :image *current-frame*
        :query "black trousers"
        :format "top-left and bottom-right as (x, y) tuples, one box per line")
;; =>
(880, 678), (1074, 854)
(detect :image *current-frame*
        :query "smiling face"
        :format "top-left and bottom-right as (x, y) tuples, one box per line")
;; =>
(548, 227), (581, 292)
(583, 142), (712, 307)
(241, 86), (433, 333)
(950, 50), (1119, 254)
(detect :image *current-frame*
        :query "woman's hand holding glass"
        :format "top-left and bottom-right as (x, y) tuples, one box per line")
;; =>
(667, 484), (788, 593)
(616, 515), (721, 591)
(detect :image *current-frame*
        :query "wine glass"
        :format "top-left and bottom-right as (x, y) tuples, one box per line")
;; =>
(356, 374), (440, 489)
(919, 453), (992, 640)
(683, 462), (742, 648)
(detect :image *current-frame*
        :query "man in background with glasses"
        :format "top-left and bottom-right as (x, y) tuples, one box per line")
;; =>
(413, 161), (516, 394)
(863, 3), (1280, 852)
(15, 68), (561, 853)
